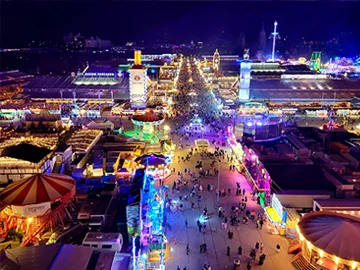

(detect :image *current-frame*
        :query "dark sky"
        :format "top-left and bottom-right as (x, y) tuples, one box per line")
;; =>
(1, 2), (360, 47)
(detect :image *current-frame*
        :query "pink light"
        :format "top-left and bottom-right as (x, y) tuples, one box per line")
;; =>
(251, 155), (257, 160)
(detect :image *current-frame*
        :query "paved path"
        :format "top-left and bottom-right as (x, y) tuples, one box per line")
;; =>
(162, 132), (294, 270)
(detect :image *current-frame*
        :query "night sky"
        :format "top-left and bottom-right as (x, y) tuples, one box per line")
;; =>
(1, 2), (360, 47)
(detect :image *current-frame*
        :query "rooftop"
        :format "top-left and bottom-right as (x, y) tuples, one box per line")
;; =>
(83, 232), (121, 243)
(3, 143), (52, 163)
(264, 163), (336, 194)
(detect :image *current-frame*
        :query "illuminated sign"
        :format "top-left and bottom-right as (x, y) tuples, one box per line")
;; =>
(130, 70), (147, 108)
(272, 194), (287, 223)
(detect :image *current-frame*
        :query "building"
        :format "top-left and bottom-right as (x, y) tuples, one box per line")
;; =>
(0, 70), (33, 101)
(0, 244), (130, 270)
(85, 36), (112, 49)
(22, 67), (129, 101)
(239, 49), (252, 100)
(129, 50), (148, 109)
(0, 135), (59, 183)
(207, 58), (360, 104)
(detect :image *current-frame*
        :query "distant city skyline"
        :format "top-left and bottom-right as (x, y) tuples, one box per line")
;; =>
(1, 2), (360, 51)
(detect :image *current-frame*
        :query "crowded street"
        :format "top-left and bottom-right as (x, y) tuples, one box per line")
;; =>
(159, 57), (293, 270)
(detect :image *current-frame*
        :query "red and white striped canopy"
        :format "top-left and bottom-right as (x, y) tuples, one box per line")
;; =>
(0, 174), (75, 206)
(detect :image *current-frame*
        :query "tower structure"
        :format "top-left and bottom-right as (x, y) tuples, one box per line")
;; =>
(259, 23), (266, 51)
(129, 50), (148, 109)
(271, 21), (279, 62)
(310, 51), (322, 71)
(213, 49), (220, 77)
(239, 49), (252, 100)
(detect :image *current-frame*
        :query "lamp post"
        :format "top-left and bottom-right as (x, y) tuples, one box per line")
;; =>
(217, 160), (220, 202)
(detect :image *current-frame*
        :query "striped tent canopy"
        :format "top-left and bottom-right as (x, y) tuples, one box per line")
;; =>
(132, 110), (163, 123)
(0, 174), (75, 206)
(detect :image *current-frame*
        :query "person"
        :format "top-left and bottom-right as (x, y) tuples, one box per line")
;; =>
(255, 242), (259, 251)
(238, 245), (242, 258)
(186, 244), (190, 255)
(276, 244), (281, 253)
(259, 253), (266, 265)
(177, 267), (181, 270)
(185, 219), (188, 228)
(250, 249), (256, 260)
(260, 242), (264, 252)
(200, 244), (203, 253)
(259, 219), (264, 230)
(246, 262), (251, 270)
(227, 246), (230, 256)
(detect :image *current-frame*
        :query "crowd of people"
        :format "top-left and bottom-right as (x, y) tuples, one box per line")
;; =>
(166, 57), (279, 270)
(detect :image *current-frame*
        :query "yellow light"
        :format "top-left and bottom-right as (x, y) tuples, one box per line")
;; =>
(335, 257), (339, 265)
(352, 261), (357, 269)
(319, 250), (324, 258)
(163, 125), (171, 131)
(27, 217), (33, 223)
(306, 241), (312, 250)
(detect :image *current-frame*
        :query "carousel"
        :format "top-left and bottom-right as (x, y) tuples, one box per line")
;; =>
(124, 110), (165, 143)
(135, 153), (171, 180)
(296, 211), (360, 270)
(0, 174), (76, 246)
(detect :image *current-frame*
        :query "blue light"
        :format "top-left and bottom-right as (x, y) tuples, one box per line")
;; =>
(247, 122), (253, 127)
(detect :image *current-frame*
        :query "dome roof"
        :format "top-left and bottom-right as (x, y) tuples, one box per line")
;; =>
(0, 174), (75, 206)
(132, 111), (163, 123)
(135, 154), (167, 167)
(298, 211), (360, 262)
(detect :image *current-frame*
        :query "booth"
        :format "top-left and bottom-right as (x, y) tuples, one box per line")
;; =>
(264, 194), (288, 235)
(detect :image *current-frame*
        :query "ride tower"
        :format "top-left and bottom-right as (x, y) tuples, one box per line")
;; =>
(239, 49), (252, 100)
(129, 50), (148, 109)
(310, 51), (322, 71)
(213, 49), (221, 77)
(271, 21), (279, 62)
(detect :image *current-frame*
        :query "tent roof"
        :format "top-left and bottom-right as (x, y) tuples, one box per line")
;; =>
(0, 174), (75, 206)
(132, 111), (162, 123)
(298, 211), (360, 262)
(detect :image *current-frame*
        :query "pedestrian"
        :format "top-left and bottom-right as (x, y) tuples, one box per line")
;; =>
(200, 244), (203, 253)
(246, 262), (251, 270)
(238, 245), (242, 258)
(276, 244), (281, 253)
(242, 188), (246, 195)
(198, 224), (203, 232)
(185, 219), (188, 228)
(259, 253), (266, 265)
(227, 246), (230, 256)
(191, 202), (195, 209)
(203, 222), (207, 231)
(255, 242), (260, 251)
(186, 244), (190, 255)
(260, 219), (264, 230)
(203, 243), (207, 252)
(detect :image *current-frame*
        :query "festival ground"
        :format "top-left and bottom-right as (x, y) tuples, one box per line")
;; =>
(159, 130), (294, 270)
